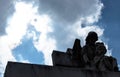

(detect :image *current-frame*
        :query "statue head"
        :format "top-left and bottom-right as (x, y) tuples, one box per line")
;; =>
(96, 42), (107, 56)
(85, 31), (98, 44)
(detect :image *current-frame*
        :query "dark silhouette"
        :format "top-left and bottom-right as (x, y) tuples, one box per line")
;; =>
(66, 39), (82, 60)
(85, 31), (98, 45)
(52, 39), (83, 67)
(94, 42), (118, 71)
(66, 39), (84, 67)
(93, 42), (107, 66)
(82, 31), (98, 69)
(93, 42), (107, 70)
(52, 31), (119, 71)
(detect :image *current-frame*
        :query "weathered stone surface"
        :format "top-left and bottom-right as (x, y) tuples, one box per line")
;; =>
(4, 62), (120, 77)
(52, 39), (84, 67)
(52, 50), (73, 66)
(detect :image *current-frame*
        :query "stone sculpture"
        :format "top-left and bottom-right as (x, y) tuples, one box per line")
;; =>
(52, 31), (119, 71)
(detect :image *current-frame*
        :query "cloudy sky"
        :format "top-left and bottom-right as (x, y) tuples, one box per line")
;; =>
(0, 0), (120, 76)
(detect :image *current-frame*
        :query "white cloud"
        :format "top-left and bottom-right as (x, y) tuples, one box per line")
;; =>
(0, 36), (16, 75)
(39, 0), (103, 24)
(6, 2), (38, 48)
(105, 45), (112, 56)
(0, 0), (14, 35)
(70, 23), (104, 44)
(30, 14), (57, 65)
(30, 14), (53, 33)
(36, 0), (111, 64)
(0, 1), (56, 70)
(0, 0), (112, 76)
(35, 0), (104, 51)
(0, 1), (39, 76)
(34, 37), (56, 65)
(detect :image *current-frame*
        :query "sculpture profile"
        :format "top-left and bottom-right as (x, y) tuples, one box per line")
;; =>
(52, 31), (119, 71)
(4, 31), (120, 77)
(82, 31), (98, 69)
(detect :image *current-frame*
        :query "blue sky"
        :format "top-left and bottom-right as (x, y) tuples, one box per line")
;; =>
(100, 0), (120, 64)
(0, 0), (120, 76)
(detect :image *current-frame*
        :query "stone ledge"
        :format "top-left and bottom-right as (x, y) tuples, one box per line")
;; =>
(4, 62), (120, 77)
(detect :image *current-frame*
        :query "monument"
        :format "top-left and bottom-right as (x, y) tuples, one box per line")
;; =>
(4, 31), (120, 77)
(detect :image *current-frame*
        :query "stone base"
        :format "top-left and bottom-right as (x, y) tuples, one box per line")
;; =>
(4, 62), (120, 77)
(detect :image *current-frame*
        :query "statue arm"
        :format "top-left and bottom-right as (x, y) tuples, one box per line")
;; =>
(82, 46), (90, 64)
(83, 54), (89, 63)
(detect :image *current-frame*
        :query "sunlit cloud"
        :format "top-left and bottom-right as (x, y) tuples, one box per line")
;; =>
(6, 2), (38, 49)
(6, 1), (56, 66)
(0, 0), (112, 77)
(0, 1), (39, 76)
(30, 13), (57, 65)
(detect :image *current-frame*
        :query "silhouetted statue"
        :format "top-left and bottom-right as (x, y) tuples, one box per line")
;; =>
(52, 31), (119, 71)
(72, 39), (82, 60)
(93, 42), (107, 64)
(52, 39), (83, 67)
(94, 42), (118, 71)
(97, 56), (118, 71)
(66, 39), (84, 67)
(81, 31), (118, 71)
(82, 31), (98, 69)
(93, 42), (107, 70)
(66, 39), (81, 60)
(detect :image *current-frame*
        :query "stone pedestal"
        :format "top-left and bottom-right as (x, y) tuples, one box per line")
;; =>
(4, 62), (120, 77)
